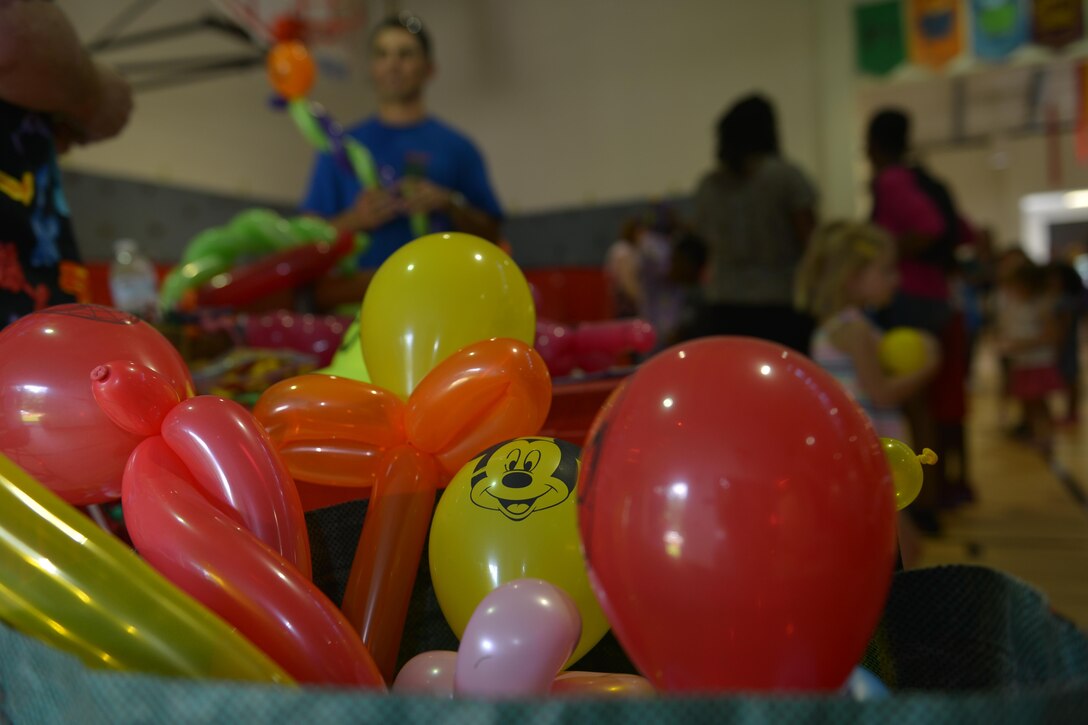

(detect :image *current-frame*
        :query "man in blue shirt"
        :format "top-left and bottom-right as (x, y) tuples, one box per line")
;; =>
(301, 13), (503, 306)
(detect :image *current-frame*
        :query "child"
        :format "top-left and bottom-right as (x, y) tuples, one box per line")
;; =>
(998, 262), (1065, 456)
(796, 222), (940, 440)
(1046, 262), (1085, 425)
(796, 221), (941, 563)
(665, 232), (708, 346)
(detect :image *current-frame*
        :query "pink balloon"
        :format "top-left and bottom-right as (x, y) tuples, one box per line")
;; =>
(454, 579), (581, 699)
(534, 320), (575, 378)
(551, 671), (655, 697)
(393, 651), (457, 698)
(159, 397), (311, 579)
(573, 319), (657, 373)
(242, 311), (351, 368)
(122, 437), (384, 688)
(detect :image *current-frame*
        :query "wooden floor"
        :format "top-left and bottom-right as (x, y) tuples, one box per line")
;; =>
(915, 342), (1088, 629)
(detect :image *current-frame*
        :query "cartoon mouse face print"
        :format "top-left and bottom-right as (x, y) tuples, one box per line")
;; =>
(469, 437), (581, 522)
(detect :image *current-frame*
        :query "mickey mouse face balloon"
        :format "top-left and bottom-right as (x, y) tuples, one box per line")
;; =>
(429, 436), (608, 667)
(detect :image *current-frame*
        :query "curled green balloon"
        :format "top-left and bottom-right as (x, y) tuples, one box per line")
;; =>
(880, 438), (938, 510)
(0, 454), (293, 683)
(289, 98), (329, 151)
(228, 209), (296, 252)
(160, 212), (338, 311)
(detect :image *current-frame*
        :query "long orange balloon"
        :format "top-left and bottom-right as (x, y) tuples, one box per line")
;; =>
(341, 446), (439, 680)
(253, 338), (553, 680)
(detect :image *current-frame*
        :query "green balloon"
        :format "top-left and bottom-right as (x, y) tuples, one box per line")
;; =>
(315, 312), (370, 382)
(288, 216), (336, 244)
(181, 228), (236, 266)
(158, 254), (230, 310)
(228, 209), (295, 252)
(289, 99), (329, 151)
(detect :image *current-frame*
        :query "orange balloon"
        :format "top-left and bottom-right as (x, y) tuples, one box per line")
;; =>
(278, 441), (383, 491)
(254, 375), (405, 489)
(405, 339), (553, 476)
(267, 41), (316, 99)
(342, 446), (440, 682)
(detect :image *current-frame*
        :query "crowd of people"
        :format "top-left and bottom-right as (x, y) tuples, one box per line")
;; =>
(602, 94), (1087, 546)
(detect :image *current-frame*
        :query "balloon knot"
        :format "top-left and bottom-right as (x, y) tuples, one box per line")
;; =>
(918, 448), (938, 466)
(90, 365), (110, 383)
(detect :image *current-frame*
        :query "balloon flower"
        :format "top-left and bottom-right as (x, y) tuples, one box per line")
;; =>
(254, 232), (539, 680)
(0, 305), (381, 686)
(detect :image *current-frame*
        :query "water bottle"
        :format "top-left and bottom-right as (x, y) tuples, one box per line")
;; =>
(109, 239), (158, 320)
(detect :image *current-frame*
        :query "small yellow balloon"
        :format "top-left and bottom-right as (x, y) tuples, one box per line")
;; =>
(881, 438), (938, 510)
(879, 327), (929, 375)
(315, 312), (370, 381)
(429, 437), (609, 667)
(360, 233), (535, 400)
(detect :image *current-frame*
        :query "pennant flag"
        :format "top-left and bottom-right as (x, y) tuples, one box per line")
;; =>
(908, 0), (964, 69)
(855, 1), (907, 76)
(972, 0), (1030, 60)
(1032, 0), (1084, 49)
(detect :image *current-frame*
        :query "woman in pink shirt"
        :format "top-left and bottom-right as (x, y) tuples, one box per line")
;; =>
(867, 109), (976, 534)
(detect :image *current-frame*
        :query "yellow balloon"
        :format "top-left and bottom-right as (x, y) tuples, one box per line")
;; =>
(0, 454), (292, 683)
(360, 233), (535, 399)
(880, 438), (938, 510)
(315, 311), (370, 381)
(429, 437), (609, 667)
(879, 327), (929, 376)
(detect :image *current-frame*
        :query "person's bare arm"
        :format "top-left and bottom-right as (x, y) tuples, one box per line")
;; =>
(0, 0), (131, 142)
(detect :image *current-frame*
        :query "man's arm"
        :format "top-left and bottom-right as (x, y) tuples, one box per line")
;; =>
(0, 0), (131, 143)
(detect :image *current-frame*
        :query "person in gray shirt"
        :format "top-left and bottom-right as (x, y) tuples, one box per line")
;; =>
(692, 94), (818, 353)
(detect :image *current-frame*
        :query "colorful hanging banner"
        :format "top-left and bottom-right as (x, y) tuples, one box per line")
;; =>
(855, 1), (907, 76)
(971, 0), (1030, 60)
(908, 0), (964, 69)
(1032, 0), (1084, 49)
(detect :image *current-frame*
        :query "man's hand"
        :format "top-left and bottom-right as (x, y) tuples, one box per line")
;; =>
(398, 178), (452, 215)
(349, 187), (402, 231)
(78, 64), (133, 143)
(52, 64), (132, 148)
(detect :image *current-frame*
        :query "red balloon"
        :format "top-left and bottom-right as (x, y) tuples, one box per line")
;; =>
(91, 361), (182, 437)
(578, 337), (896, 692)
(123, 437), (384, 688)
(0, 305), (193, 505)
(160, 397), (312, 579)
(195, 233), (352, 309)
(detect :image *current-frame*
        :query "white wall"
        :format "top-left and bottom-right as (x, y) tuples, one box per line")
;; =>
(58, 0), (861, 218)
